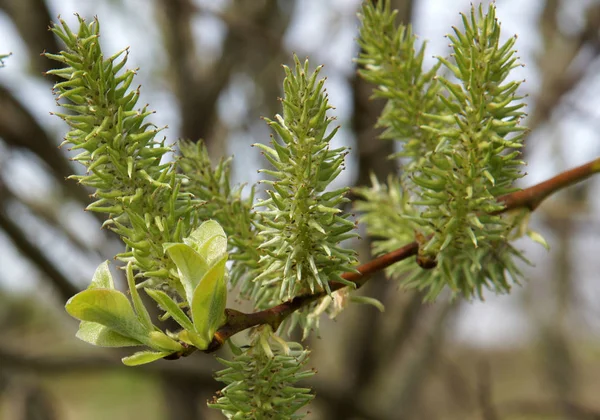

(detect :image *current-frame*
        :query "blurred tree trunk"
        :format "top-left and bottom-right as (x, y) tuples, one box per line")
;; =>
(157, 0), (288, 159)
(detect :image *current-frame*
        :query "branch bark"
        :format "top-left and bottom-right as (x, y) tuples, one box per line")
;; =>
(495, 158), (600, 213)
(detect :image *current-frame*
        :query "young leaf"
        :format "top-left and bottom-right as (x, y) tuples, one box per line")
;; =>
(122, 350), (173, 366)
(76, 321), (143, 347)
(177, 141), (261, 291)
(191, 255), (228, 345)
(148, 331), (184, 352)
(145, 288), (194, 331)
(164, 243), (208, 305)
(187, 220), (228, 265)
(126, 262), (153, 331)
(66, 289), (150, 343)
(183, 330), (210, 351)
(187, 220), (225, 247)
(89, 261), (115, 290)
(197, 235), (227, 267)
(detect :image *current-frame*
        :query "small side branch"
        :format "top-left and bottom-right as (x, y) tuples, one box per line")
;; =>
(495, 158), (600, 212)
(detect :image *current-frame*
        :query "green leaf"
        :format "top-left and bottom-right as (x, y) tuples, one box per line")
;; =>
(188, 220), (226, 247)
(197, 234), (227, 266)
(185, 330), (211, 351)
(76, 321), (143, 347)
(89, 261), (115, 289)
(164, 243), (208, 305)
(66, 289), (149, 343)
(177, 329), (210, 349)
(126, 262), (153, 331)
(191, 254), (228, 345)
(122, 350), (173, 366)
(148, 331), (183, 352)
(186, 220), (228, 265)
(145, 288), (194, 331)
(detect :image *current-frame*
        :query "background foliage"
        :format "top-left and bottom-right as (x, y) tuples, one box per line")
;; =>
(1, 0), (600, 419)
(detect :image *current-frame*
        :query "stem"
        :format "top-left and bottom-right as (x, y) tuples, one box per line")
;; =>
(202, 157), (600, 353)
(494, 158), (600, 213)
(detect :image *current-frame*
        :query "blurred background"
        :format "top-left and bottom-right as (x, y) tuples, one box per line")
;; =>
(1, 0), (600, 419)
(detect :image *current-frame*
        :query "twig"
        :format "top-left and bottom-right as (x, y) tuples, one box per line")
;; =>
(198, 157), (600, 353)
(495, 158), (600, 212)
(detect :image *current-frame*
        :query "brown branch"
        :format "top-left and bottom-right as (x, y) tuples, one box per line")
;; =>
(194, 156), (600, 353)
(495, 158), (600, 212)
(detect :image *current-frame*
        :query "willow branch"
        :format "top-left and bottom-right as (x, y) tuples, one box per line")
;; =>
(201, 157), (600, 353)
(495, 158), (600, 212)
